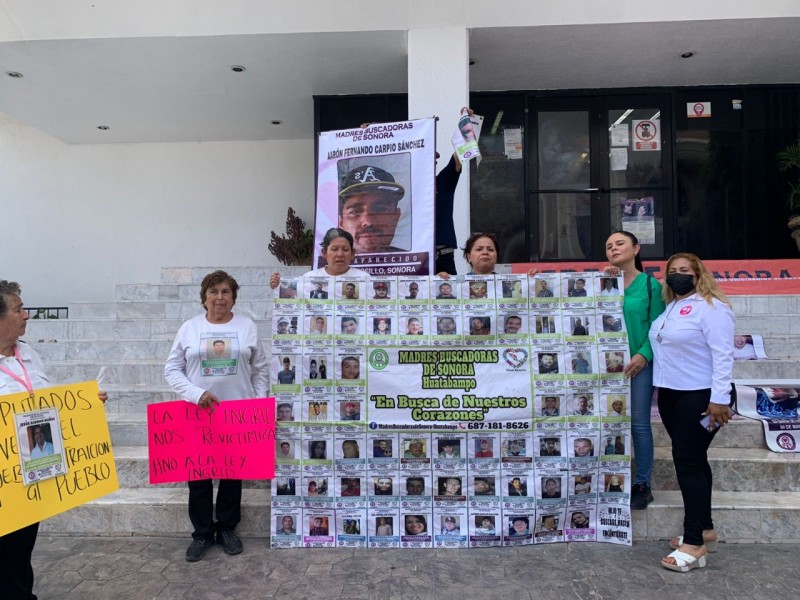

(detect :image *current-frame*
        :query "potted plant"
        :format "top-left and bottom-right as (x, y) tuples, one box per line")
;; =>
(268, 208), (313, 266)
(777, 140), (800, 251)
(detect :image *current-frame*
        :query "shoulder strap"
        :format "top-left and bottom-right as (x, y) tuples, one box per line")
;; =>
(646, 272), (653, 316)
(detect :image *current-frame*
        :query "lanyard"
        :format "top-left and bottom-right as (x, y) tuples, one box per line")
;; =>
(0, 346), (35, 398)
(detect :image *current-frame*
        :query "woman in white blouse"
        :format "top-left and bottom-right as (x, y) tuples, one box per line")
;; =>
(649, 253), (734, 573)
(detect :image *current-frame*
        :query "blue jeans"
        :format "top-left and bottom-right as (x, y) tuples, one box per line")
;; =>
(630, 361), (654, 487)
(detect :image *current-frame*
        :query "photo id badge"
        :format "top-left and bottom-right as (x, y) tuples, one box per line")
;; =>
(14, 408), (68, 484)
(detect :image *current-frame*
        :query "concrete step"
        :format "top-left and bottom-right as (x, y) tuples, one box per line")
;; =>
(107, 442), (800, 492)
(633, 490), (800, 543)
(36, 337), (279, 362)
(46, 360), (169, 386)
(39, 488), (270, 537)
(734, 315), (800, 335)
(652, 419), (766, 450)
(652, 447), (800, 492)
(730, 295), (800, 316)
(102, 386), (179, 413)
(25, 319), (186, 341)
(160, 266), (308, 286)
(733, 359), (800, 379)
(116, 284), (274, 302)
(26, 318), (270, 341)
(112, 447), (269, 490)
(34, 339), (175, 362)
(38, 487), (800, 543)
(755, 335), (800, 360)
(105, 411), (766, 448)
(68, 300), (272, 321)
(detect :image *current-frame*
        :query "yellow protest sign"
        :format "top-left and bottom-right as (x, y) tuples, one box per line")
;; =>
(0, 380), (118, 536)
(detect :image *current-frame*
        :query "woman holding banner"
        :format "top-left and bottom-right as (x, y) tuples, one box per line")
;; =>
(604, 231), (665, 511)
(0, 280), (107, 600)
(165, 270), (269, 562)
(650, 253), (734, 573)
(269, 228), (370, 291)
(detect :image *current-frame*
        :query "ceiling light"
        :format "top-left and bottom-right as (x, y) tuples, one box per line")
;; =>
(6, 71), (23, 78)
(490, 111), (504, 136)
(609, 109), (634, 130)
(230, 65), (246, 73)
(97, 125), (110, 130)
(680, 51), (695, 59)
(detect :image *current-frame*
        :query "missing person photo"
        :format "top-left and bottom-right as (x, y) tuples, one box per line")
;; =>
(338, 157), (411, 254)
(340, 281), (359, 300)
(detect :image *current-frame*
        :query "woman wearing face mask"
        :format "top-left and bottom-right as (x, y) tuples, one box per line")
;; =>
(604, 231), (665, 510)
(649, 253), (734, 573)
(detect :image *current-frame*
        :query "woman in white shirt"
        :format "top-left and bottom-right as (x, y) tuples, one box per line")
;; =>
(1, 280), (107, 599)
(165, 270), (269, 562)
(649, 253), (734, 573)
(269, 228), (370, 289)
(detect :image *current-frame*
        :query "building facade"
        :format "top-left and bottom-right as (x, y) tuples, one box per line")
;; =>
(1, 1), (798, 304)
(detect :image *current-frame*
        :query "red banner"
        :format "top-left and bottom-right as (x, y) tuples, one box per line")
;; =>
(511, 260), (800, 295)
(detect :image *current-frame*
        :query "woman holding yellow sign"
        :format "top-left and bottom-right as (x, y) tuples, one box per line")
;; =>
(0, 280), (107, 600)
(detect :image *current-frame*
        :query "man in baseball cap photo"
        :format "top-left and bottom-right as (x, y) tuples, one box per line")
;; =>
(338, 164), (406, 253)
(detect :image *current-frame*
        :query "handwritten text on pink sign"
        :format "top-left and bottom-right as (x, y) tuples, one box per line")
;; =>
(147, 398), (275, 484)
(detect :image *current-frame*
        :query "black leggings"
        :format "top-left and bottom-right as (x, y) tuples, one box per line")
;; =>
(0, 522), (39, 599)
(657, 387), (718, 547)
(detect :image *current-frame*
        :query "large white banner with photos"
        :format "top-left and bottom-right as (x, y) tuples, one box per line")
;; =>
(270, 272), (633, 548)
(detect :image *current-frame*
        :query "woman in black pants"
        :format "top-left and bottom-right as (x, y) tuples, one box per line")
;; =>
(649, 253), (734, 572)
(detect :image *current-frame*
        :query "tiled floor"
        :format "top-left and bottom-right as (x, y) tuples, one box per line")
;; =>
(31, 535), (800, 599)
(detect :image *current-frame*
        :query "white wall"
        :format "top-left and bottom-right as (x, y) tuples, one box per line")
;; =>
(2, 0), (797, 41)
(1, 112), (315, 306)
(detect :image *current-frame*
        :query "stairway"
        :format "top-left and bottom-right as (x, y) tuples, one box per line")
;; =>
(25, 267), (800, 542)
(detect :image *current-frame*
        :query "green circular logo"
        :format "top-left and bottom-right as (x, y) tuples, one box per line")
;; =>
(369, 349), (389, 370)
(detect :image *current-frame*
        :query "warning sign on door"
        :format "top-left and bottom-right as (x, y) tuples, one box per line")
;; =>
(632, 119), (660, 151)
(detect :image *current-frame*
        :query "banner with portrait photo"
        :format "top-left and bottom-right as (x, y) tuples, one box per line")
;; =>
(315, 118), (436, 276)
(270, 273), (635, 549)
(735, 385), (800, 453)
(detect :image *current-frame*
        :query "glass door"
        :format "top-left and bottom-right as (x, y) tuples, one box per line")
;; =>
(531, 98), (596, 260)
(529, 94), (671, 261)
(603, 95), (672, 259)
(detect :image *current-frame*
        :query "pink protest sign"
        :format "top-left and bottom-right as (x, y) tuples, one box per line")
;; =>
(147, 398), (276, 484)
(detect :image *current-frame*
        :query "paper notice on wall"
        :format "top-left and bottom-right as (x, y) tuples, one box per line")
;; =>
(504, 128), (523, 159)
(620, 197), (655, 244)
(610, 124), (629, 147)
(610, 148), (628, 171)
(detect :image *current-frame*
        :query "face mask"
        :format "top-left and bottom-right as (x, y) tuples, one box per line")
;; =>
(666, 273), (695, 296)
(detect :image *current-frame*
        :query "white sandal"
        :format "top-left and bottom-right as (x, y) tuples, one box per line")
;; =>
(669, 535), (718, 552)
(661, 549), (707, 572)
